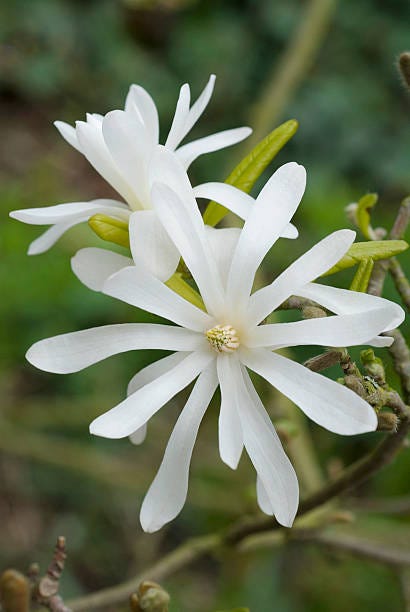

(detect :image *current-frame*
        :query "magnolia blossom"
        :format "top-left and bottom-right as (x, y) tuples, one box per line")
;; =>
(26, 152), (404, 532)
(9, 75), (251, 271)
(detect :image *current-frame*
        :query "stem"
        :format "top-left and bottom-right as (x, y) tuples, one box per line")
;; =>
(246, 0), (337, 147)
(389, 258), (410, 310)
(67, 535), (219, 611)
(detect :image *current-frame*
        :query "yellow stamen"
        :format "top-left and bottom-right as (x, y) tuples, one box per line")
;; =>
(206, 324), (240, 353)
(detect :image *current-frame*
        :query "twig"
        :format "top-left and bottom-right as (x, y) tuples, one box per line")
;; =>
(390, 258), (410, 310)
(34, 537), (71, 612)
(246, 0), (337, 146)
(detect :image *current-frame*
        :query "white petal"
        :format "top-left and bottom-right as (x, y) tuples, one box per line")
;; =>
(248, 229), (356, 326)
(227, 162), (307, 315)
(193, 182), (254, 220)
(240, 366), (299, 526)
(181, 74), (216, 140)
(299, 283), (405, 332)
(102, 111), (151, 208)
(205, 226), (240, 289)
(247, 308), (398, 349)
(124, 84), (159, 144)
(129, 210), (180, 281)
(76, 120), (138, 207)
(103, 264), (213, 332)
(281, 222), (298, 239)
(54, 120), (82, 152)
(139, 363), (218, 532)
(242, 348), (377, 435)
(176, 127), (252, 169)
(165, 83), (191, 150)
(151, 182), (225, 317)
(26, 219), (89, 255)
(129, 426), (147, 445)
(216, 354), (244, 469)
(90, 349), (213, 438)
(127, 352), (189, 445)
(9, 199), (129, 225)
(71, 248), (132, 291)
(27, 324), (203, 374)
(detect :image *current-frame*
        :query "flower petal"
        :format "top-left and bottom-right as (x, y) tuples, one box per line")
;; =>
(139, 362), (218, 532)
(25, 219), (89, 255)
(226, 162), (307, 315)
(129, 211), (180, 281)
(165, 83), (191, 150)
(124, 84), (159, 144)
(9, 199), (129, 225)
(248, 230), (356, 326)
(27, 324), (203, 374)
(102, 110), (151, 208)
(176, 127), (252, 169)
(151, 181), (225, 316)
(204, 226), (240, 289)
(71, 248), (132, 291)
(242, 348), (377, 435)
(216, 354), (244, 469)
(127, 352), (189, 446)
(103, 264), (213, 331)
(299, 283), (405, 334)
(181, 74), (216, 140)
(54, 120), (82, 152)
(240, 366), (299, 525)
(76, 120), (138, 207)
(90, 349), (214, 438)
(193, 182), (254, 220)
(247, 308), (398, 349)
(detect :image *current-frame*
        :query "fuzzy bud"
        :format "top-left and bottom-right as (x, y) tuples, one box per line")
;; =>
(0, 569), (30, 612)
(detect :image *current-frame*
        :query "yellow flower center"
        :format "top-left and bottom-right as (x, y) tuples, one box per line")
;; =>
(206, 324), (240, 353)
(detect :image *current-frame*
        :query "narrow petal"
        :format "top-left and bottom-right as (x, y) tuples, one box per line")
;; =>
(54, 120), (82, 152)
(240, 366), (299, 525)
(242, 348), (377, 435)
(151, 182), (225, 316)
(90, 350), (214, 438)
(281, 222), (298, 239)
(205, 226), (240, 289)
(26, 219), (89, 255)
(182, 74), (216, 139)
(71, 248), (132, 291)
(248, 230), (356, 326)
(139, 363), (218, 532)
(299, 283), (405, 332)
(102, 110), (151, 207)
(124, 84), (159, 144)
(103, 264), (213, 332)
(176, 127), (252, 169)
(227, 162), (307, 315)
(193, 182), (254, 220)
(246, 308), (398, 350)
(76, 120), (138, 207)
(27, 324), (203, 374)
(129, 210), (180, 281)
(216, 354), (244, 469)
(127, 352), (189, 446)
(10, 199), (129, 225)
(165, 83), (191, 150)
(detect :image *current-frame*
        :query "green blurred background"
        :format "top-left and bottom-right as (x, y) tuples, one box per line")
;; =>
(1, 0), (409, 610)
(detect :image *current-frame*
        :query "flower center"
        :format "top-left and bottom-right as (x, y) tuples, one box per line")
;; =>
(206, 324), (240, 353)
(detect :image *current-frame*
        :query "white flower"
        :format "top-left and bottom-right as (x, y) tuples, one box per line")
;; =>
(9, 75), (251, 267)
(26, 151), (404, 533)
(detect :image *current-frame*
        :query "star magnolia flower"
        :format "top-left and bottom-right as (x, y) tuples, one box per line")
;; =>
(26, 151), (404, 532)
(9, 75), (251, 272)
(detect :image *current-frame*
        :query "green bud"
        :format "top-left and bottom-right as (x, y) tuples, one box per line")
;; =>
(349, 258), (374, 292)
(203, 120), (298, 226)
(88, 214), (130, 248)
(323, 240), (408, 276)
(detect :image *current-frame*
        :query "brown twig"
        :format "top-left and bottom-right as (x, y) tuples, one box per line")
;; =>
(390, 258), (410, 310)
(34, 537), (71, 612)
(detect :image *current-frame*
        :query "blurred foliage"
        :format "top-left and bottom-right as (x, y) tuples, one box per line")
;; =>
(1, 1), (410, 611)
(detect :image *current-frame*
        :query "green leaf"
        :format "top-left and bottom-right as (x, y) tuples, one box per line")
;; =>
(214, 609), (250, 612)
(356, 192), (378, 239)
(349, 258), (374, 292)
(322, 240), (409, 276)
(88, 214), (129, 248)
(203, 119), (298, 226)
